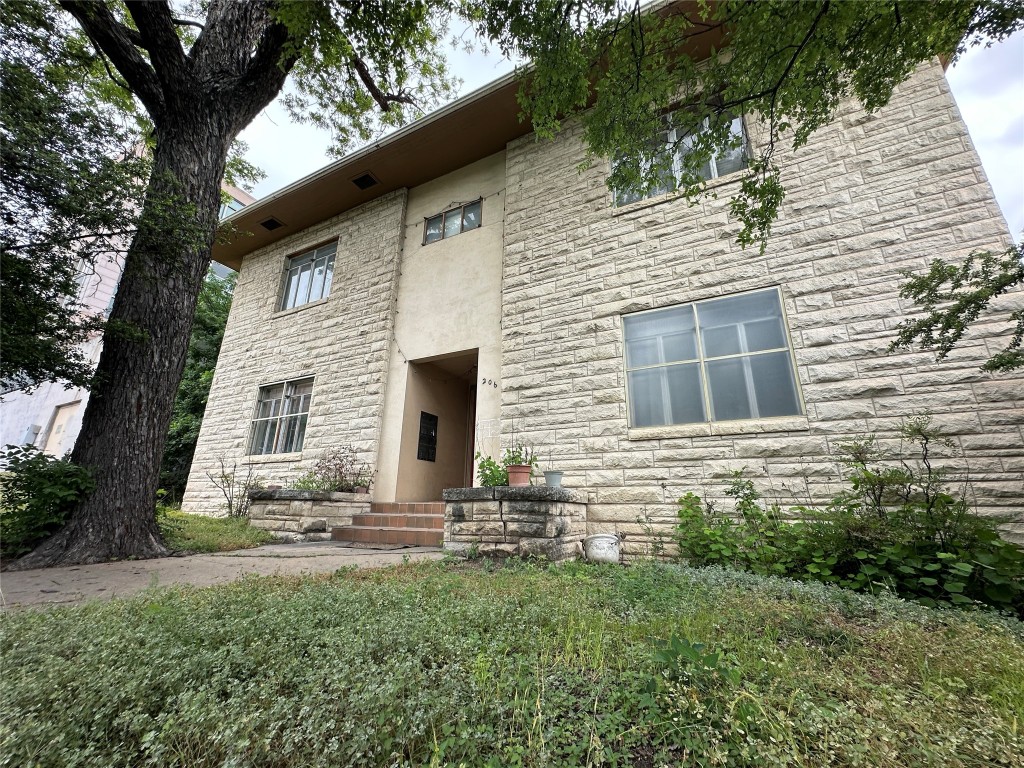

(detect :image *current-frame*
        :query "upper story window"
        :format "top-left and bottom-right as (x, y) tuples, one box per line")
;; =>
(248, 377), (314, 455)
(623, 288), (801, 427)
(280, 243), (336, 311)
(615, 113), (747, 206)
(423, 199), (482, 245)
(219, 195), (245, 219)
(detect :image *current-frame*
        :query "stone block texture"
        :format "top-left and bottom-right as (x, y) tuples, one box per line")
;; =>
(182, 190), (407, 514)
(500, 60), (1023, 542)
(248, 490), (370, 540)
(444, 487), (587, 561)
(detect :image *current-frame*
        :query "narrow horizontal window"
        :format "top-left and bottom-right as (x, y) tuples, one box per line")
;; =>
(248, 377), (314, 455)
(623, 288), (801, 427)
(422, 199), (483, 245)
(280, 243), (336, 311)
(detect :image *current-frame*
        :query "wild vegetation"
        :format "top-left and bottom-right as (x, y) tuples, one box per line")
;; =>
(156, 507), (275, 553)
(2, 560), (1021, 767)
(674, 418), (1024, 617)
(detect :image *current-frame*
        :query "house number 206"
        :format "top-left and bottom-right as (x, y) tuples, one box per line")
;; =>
(481, 378), (498, 388)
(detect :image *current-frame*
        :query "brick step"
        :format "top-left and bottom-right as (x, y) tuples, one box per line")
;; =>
(351, 513), (443, 530)
(370, 502), (445, 516)
(331, 525), (442, 547)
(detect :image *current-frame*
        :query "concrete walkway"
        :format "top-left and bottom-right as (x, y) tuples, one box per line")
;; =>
(0, 542), (445, 610)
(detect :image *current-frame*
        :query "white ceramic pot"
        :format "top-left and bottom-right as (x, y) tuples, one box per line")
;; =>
(583, 533), (620, 564)
(543, 470), (563, 487)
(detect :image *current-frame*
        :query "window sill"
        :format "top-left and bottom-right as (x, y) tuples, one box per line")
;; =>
(244, 452), (304, 464)
(611, 170), (745, 217)
(627, 415), (809, 440)
(272, 297), (329, 319)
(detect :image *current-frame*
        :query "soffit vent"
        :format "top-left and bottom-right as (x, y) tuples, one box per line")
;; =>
(260, 217), (284, 231)
(351, 172), (379, 190)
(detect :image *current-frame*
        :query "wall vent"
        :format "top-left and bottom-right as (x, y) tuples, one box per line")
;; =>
(260, 217), (284, 231)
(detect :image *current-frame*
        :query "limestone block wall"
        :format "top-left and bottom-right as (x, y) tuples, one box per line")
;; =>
(248, 490), (371, 540)
(501, 60), (1023, 553)
(182, 190), (407, 514)
(443, 486), (587, 561)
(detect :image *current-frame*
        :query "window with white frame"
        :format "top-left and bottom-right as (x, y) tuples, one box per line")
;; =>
(623, 288), (801, 427)
(280, 243), (336, 311)
(423, 199), (482, 245)
(615, 113), (747, 206)
(248, 377), (314, 454)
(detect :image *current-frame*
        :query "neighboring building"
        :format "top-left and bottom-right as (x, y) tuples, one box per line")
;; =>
(0, 185), (256, 456)
(182, 60), (1023, 548)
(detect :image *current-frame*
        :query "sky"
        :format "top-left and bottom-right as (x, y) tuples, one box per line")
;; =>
(238, 31), (1024, 239)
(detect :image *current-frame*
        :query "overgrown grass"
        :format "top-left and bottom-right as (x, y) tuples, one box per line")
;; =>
(2, 561), (1022, 767)
(157, 508), (275, 553)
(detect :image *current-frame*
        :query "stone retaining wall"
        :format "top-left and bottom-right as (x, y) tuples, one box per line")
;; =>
(248, 489), (371, 541)
(443, 486), (587, 561)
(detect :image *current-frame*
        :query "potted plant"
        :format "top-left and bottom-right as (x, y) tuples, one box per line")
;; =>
(502, 440), (537, 487)
(543, 469), (563, 488)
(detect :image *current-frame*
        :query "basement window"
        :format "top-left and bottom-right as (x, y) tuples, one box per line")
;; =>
(423, 200), (482, 245)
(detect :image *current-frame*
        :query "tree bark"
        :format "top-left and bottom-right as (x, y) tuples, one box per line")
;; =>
(11, 0), (296, 569)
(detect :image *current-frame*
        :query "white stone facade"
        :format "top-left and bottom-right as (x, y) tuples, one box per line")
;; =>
(185, 61), (1022, 544)
(501, 62), (1022, 549)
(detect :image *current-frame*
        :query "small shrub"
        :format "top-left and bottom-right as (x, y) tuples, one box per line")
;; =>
(0, 445), (95, 557)
(291, 445), (373, 492)
(206, 457), (265, 517)
(675, 418), (1024, 617)
(474, 452), (507, 486)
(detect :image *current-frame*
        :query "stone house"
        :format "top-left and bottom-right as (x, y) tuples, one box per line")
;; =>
(182, 60), (1023, 554)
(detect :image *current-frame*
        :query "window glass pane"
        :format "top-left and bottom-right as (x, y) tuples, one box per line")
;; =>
(295, 262), (312, 305)
(278, 414), (308, 453)
(283, 268), (301, 310)
(706, 357), (753, 421)
(749, 352), (801, 417)
(698, 290), (783, 356)
(310, 258), (327, 301)
(713, 116), (747, 177)
(323, 255), (335, 299)
(628, 368), (667, 427)
(626, 337), (660, 368)
(256, 385), (284, 418)
(665, 363), (705, 424)
(424, 215), (442, 243)
(625, 306), (698, 367)
(462, 202), (481, 231)
(744, 317), (786, 352)
(701, 325), (742, 358)
(249, 420), (275, 455)
(443, 209), (462, 238)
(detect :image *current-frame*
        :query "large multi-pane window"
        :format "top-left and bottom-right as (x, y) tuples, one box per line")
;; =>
(615, 113), (747, 206)
(623, 288), (801, 427)
(280, 243), (336, 311)
(248, 377), (314, 455)
(423, 199), (482, 244)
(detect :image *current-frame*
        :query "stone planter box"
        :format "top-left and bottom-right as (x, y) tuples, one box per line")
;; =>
(247, 489), (371, 541)
(442, 486), (588, 562)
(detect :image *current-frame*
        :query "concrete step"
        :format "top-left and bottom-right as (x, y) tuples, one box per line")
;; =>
(331, 525), (442, 547)
(351, 513), (443, 530)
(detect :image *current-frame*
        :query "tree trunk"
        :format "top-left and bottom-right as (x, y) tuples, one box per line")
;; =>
(11, 122), (231, 569)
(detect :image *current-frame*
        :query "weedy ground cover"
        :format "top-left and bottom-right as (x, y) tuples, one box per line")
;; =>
(2, 560), (1021, 767)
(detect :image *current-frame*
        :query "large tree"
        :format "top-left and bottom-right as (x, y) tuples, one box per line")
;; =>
(10, 0), (1022, 568)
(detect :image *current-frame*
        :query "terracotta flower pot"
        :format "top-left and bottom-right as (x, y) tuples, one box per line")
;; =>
(506, 464), (533, 486)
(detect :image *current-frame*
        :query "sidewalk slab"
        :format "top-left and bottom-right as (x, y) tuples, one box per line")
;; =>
(0, 542), (444, 610)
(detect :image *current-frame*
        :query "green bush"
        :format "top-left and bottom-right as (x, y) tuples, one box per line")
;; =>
(474, 451), (508, 486)
(0, 444), (95, 557)
(675, 418), (1024, 617)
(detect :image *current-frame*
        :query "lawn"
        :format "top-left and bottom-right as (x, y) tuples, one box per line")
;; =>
(157, 508), (276, 553)
(1, 560), (1021, 767)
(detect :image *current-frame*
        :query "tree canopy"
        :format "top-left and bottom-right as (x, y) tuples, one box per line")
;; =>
(6, 0), (1022, 568)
